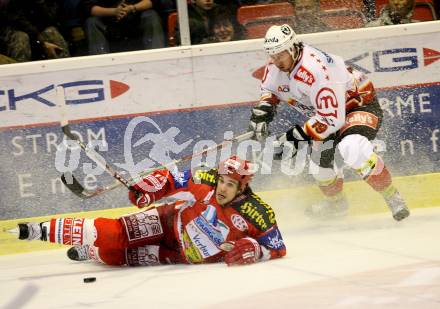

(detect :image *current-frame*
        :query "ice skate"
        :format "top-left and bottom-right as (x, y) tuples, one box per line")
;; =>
(305, 195), (348, 219)
(9, 222), (46, 240)
(385, 190), (410, 221)
(67, 245), (91, 261)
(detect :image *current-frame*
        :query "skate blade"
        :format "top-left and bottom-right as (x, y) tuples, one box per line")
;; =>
(5, 227), (19, 236)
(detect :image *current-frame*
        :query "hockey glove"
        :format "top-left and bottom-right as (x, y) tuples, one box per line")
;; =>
(128, 177), (157, 208)
(248, 103), (275, 142)
(128, 188), (152, 208)
(221, 237), (261, 266)
(273, 125), (311, 160)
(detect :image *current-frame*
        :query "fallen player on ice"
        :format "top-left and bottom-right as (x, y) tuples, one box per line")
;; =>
(11, 156), (286, 267)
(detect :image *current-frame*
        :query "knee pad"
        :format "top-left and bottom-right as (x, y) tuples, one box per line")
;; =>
(337, 134), (374, 170)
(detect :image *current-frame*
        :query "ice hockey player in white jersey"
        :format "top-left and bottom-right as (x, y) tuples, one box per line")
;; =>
(248, 24), (409, 221)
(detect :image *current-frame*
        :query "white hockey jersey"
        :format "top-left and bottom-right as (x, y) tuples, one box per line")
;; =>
(260, 44), (375, 140)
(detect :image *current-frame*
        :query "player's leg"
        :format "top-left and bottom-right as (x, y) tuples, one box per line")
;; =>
(67, 244), (184, 266)
(336, 102), (409, 221)
(12, 204), (176, 250)
(306, 141), (349, 218)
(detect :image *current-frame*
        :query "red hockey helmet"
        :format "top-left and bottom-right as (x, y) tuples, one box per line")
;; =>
(218, 156), (254, 191)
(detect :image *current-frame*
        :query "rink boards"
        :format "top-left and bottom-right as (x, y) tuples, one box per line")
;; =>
(0, 22), (439, 220)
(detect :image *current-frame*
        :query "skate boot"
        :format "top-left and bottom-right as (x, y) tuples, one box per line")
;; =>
(305, 194), (349, 219)
(385, 190), (410, 221)
(67, 245), (91, 261)
(8, 222), (47, 241)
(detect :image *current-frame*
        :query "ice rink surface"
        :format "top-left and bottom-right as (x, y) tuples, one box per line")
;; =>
(1, 207), (439, 309)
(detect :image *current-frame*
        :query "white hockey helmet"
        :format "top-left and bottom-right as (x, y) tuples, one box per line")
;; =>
(263, 24), (300, 59)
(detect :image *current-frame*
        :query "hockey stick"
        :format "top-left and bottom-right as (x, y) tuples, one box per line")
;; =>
(61, 124), (132, 190)
(61, 123), (254, 198)
(56, 84), (134, 196)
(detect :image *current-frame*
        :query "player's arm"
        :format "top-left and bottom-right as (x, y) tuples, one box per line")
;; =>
(249, 65), (281, 141)
(222, 193), (286, 266)
(128, 169), (192, 208)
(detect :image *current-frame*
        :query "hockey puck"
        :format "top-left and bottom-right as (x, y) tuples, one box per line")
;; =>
(83, 277), (96, 283)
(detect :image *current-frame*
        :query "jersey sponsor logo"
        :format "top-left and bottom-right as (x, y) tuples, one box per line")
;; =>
(257, 227), (285, 250)
(122, 209), (163, 243)
(231, 214), (248, 232)
(237, 194), (276, 231)
(182, 229), (203, 263)
(315, 87), (338, 118)
(185, 222), (222, 260)
(339, 111), (379, 135)
(288, 99), (315, 118)
(194, 216), (225, 246)
(61, 218), (84, 245)
(0, 80), (130, 112)
(294, 66), (315, 86)
(193, 169), (217, 186)
(126, 246), (160, 266)
(345, 47), (440, 74)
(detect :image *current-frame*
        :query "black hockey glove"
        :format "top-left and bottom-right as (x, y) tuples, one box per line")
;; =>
(273, 125), (311, 160)
(248, 103), (275, 142)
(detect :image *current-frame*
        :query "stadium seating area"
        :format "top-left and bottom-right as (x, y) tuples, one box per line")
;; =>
(1, 0), (438, 62)
(167, 0), (437, 46)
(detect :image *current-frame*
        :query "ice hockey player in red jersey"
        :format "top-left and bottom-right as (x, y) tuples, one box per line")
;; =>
(13, 156), (286, 266)
(248, 24), (409, 221)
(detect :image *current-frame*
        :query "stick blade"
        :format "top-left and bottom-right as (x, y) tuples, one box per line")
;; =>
(61, 172), (92, 199)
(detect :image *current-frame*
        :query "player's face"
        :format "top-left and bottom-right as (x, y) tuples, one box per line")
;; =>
(389, 0), (413, 15)
(270, 50), (294, 72)
(195, 0), (215, 11)
(213, 20), (235, 42)
(216, 175), (240, 205)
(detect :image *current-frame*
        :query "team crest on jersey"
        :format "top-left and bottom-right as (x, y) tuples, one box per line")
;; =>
(294, 66), (315, 86)
(231, 214), (248, 232)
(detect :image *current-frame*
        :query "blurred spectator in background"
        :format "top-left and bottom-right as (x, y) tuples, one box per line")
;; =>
(0, 0), (70, 64)
(83, 0), (165, 54)
(288, 0), (332, 34)
(366, 0), (415, 26)
(186, 0), (218, 44)
(363, 0), (376, 21)
(201, 6), (245, 43)
(59, 0), (88, 56)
